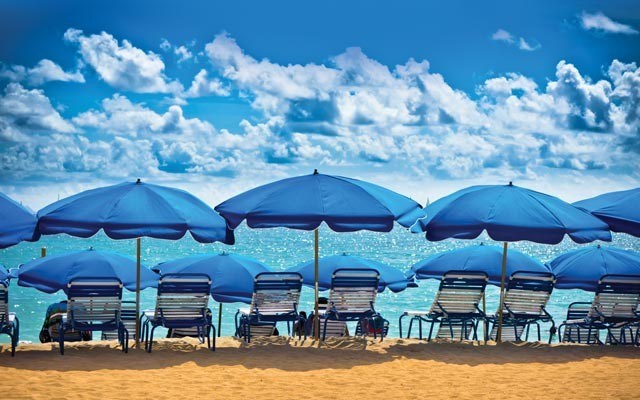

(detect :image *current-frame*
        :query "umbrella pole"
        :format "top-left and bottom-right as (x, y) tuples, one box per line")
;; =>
(482, 293), (487, 344)
(135, 237), (141, 349)
(218, 303), (222, 337)
(313, 228), (320, 340)
(496, 242), (508, 344)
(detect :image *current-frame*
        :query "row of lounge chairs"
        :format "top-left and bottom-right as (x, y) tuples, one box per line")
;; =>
(399, 271), (640, 345)
(1, 269), (639, 356)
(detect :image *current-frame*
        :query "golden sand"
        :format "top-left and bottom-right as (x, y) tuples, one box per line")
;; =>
(1, 337), (639, 399)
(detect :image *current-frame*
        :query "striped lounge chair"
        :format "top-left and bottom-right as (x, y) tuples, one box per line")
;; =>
(142, 274), (214, 352)
(0, 281), (18, 356)
(236, 272), (304, 343)
(488, 271), (556, 343)
(559, 302), (600, 344)
(319, 268), (385, 341)
(399, 271), (488, 341)
(102, 300), (137, 345)
(59, 278), (128, 355)
(559, 275), (640, 345)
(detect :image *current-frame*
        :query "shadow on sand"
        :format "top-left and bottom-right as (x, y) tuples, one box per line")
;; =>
(1, 337), (638, 372)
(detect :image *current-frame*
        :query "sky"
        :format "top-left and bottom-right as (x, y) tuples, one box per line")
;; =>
(0, 0), (639, 210)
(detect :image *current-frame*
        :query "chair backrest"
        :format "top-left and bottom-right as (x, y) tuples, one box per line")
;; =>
(155, 273), (211, 322)
(250, 272), (303, 316)
(328, 268), (380, 315)
(66, 278), (123, 326)
(0, 282), (8, 325)
(429, 271), (488, 316)
(588, 275), (640, 320)
(502, 271), (555, 316)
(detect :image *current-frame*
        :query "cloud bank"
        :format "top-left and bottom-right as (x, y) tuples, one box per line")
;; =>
(0, 30), (639, 207)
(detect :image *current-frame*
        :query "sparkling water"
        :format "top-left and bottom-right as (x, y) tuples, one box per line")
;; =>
(2, 226), (638, 343)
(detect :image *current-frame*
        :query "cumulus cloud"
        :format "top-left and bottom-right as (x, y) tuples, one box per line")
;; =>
(0, 83), (75, 141)
(0, 59), (84, 86)
(491, 29), (541, 51)
(159, 38), (196, 63)
(580, 11), (638, 35)
(2, 31), (639, 200)
(184, 69), (230, 97)
(64, 28), (182, 94)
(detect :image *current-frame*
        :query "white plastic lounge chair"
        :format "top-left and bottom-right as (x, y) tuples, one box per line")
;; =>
(399, 271), (488, 341)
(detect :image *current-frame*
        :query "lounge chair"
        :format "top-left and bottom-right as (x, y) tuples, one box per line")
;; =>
(558, 275), (640, 345)
(487, 271), (556, 342)
(141, 273), (214, 352)
(59, 278), (128, 355)
(319, 268), (384, 341)
(236, 272), (304, 343)
(304, 297), (349, 338)
(558, 302), (600, 344)
(0, 282), (18, 356)
(102, 300), (137, 345)
(399, 271), (488, 341)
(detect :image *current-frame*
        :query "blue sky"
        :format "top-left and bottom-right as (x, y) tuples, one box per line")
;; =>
(0, 0), (639, 209)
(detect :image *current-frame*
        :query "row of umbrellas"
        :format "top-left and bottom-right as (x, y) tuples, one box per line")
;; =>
(10, 243), (640, 297)
(1, 172), (639, 343)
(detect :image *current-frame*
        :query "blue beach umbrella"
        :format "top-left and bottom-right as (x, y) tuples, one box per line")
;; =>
(574, 188), (640, 237)
(216, 169), (424, 337)
(549, 245), (640, 291)
(153, 252), (270, 304)
(0, 192), (39, 249)
(411, 183), (611, 342)
(409, 244), (550, 286)
(16, 248), (158, 294)
(287, 253), (411, 293)
(37, 179), (234, 345)
(153, 252), (270, 336)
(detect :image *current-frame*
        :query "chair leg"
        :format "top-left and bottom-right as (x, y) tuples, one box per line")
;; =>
(406, 317), (414, 339)
(147, 326), (157, 353)
(59, 324), (65, 356)
(210, 324), (216, 352)
(322, 317), (330, 341)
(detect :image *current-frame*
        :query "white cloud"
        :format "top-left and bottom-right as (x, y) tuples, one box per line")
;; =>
(0, 83), (75, 141)
(491, 29), (515, 44)
(2, 32), (639, 205)
(184, 69), (230, 97)
(518, 38), (540, 52)
(0, 59), (84, 86)
(491, 29), (541, 52)
(580, 11), (638, 35)
(174, 46), (193, 63)
(64, 28), (182, 94)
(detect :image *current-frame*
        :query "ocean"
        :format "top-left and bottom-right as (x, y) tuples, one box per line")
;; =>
(2, 226), (639, 343)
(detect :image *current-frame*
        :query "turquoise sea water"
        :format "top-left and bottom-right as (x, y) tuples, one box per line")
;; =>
(2, 226), (639, 343)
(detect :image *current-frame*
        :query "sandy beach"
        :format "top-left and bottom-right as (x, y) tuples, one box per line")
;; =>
(1, 337), (639, 399)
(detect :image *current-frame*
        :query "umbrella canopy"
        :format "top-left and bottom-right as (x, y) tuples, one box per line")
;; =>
(549, 245), (640, 291)
(412, 183), (611, 244)
(573, 188), (640, 237)
(16, 248), (159, 294)
(410, 183), (610, 343)
(0, 192), (39, 249)
(216, 170), (423, 338)
(38, 179), (234, 244)
(409, 244), (551, 286)
(216, 170), (424, 232)
(153, 252), (270, 304)
(287, 253), (411, 293)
